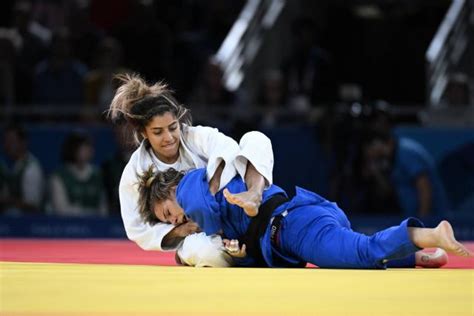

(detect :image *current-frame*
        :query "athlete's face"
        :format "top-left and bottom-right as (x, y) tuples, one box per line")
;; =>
(153, 193), (186, 225)
(143, 112), (181, 164)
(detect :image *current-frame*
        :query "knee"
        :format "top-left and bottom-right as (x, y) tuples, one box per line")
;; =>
(239, 131), (271, 147)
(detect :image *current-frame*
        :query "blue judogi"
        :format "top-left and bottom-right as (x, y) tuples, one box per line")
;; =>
(176, 169), (422, 268)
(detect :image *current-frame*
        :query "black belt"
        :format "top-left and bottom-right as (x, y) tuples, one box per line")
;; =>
(268, 209), (306, 268)
(269, 210), (289, 248)
(240, 194), (289, 267)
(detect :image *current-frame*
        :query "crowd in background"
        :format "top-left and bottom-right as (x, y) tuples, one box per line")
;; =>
(3, 103), (473, 220)
(0, 0), (473, 220)
(1, 0), (470, 122)
(0, 0), (245, 118)
(0, 124), (132, 217)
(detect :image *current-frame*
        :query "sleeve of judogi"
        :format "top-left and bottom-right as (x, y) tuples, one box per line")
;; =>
(234, 131), (274, 186)
(176, 233), (233, 267)
(183, 125), (239, 190)
(119, 159), (176, 251)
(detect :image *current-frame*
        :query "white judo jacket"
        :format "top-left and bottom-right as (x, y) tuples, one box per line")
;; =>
(119, 124), (273, 251)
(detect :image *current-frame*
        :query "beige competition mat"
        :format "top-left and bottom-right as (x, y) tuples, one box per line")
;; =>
(1, 261), (473, 316)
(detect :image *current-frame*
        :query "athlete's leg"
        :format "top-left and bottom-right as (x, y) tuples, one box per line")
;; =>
(281, 208), (425, 269)
(224, 131), (273, 217)
(224, 162), (264, 217)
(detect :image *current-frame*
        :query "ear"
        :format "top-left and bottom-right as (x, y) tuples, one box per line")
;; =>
(138, 126), (147, 140)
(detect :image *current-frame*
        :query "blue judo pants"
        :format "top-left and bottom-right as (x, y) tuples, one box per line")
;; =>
(278, 201), (423, 268)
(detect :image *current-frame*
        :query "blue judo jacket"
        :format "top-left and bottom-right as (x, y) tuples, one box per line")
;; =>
(176, 168), (335, 267)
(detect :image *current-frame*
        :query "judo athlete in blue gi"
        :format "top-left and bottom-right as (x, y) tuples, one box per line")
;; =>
(137, 165), (472, 268)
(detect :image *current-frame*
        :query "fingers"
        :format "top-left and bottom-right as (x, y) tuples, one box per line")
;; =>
(224, 239), (239, 252)
(223, 188), (239, 205)
(185, 221), (202, 234)
(174, 220), (201, 237)
(223, 239), (247, 258)
(223, 188), (233, 202)
(232, 243), (246, 258)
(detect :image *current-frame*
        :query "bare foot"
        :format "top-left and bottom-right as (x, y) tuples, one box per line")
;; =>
(415, 248), (448, 268)
(434, 221), (473, 257)
(223, 188), (261, 217)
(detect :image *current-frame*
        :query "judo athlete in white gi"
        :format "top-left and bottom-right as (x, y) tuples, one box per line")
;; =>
(107, 73), (272, 251)
(137, 164), (472, 268)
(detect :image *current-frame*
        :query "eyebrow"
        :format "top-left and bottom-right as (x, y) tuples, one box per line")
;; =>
(151, 121), (178, 130)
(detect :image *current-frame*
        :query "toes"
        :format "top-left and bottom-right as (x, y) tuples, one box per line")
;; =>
(223, 189), (238, 204)
(223, 189), (232, 199)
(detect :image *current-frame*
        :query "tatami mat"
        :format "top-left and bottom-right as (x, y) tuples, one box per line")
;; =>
(1, 261), (473, 316)
(0, 239), (473, 315)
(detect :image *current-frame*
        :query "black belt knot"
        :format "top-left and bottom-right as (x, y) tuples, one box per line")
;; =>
(240, 194), (289, 267)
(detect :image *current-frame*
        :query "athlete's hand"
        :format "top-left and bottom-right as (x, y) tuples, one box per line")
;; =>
(173, 220), (201, 238)
(162, 220), (201, 248)
(223, 239), (247, 258)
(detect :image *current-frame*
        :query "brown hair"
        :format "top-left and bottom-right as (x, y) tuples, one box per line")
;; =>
(137, 166), (185, 225)
(107, 73), (192, 145)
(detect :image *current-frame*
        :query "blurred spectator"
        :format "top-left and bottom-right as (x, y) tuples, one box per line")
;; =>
(30, 0), (67, 34)
(326, 103), (378, 213)
(282, 17), (336, 108)
(49, 131), (107, 217)
(1, 124), (45, 214)
(368, 100), (392, 136)
(351, 130), (401, 215)
(12, 0), (49, 57)
(189, 56), (236, 109)
(33, 27), (88, 106)
(84, 37), (130, 119)
(360, 130), (450, 218)
(438, 142), (474, 214)
(101, 124), (134, 215)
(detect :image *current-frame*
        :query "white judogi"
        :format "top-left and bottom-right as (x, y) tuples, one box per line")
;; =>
(119, 125), (273, 251)
(177, 233), (233, 267)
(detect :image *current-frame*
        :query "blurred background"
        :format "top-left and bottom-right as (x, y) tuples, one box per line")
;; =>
(1, 0), (473, 239)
